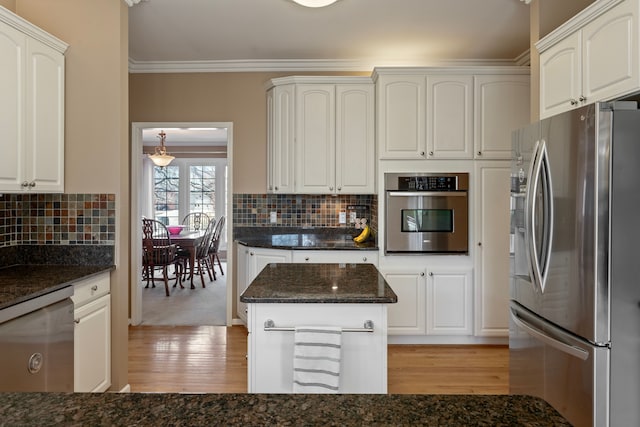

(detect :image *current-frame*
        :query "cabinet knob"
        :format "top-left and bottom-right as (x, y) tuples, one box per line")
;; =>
(274, 186), (279, 191)
(579, 95), (587, 102)
(305, 257), (310, 261)
(337, 187), (341, 191)
(250, 252), (254, 256)
(28, 181), (36, 188)
(478, 242), (482, 247)
(429, 272), (433, 276)
(21, 181), (29, 188)
(420, 272), (425, 277)
(477, 151), (482, 156)
(91, 285), (98, 292)
(362, 257), (367, 262)
(420, 151), (425, 157)
(429, 151), (434, 156)
(570, 99), (578, 106)
(329, 186), (333, 191)
(74, 318), (80, 324)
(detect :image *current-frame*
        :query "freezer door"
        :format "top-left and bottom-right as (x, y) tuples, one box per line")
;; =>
(509, 302), (609, 427)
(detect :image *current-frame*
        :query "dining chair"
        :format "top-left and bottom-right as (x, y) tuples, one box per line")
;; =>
(208, 216), (225, 280)
(178, 218), (216, 288)
(142, 218), (183, 296)
(181, 212), (211, 232)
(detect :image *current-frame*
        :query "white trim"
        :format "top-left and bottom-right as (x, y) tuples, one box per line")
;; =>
(118, 384), (132, 393)
(128, 57), (529, 74)
(0, 5), (68, 53)
(130, 122), (234, 327)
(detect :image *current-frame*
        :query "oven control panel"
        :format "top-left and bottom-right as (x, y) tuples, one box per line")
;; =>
(397, 175), (458, 191)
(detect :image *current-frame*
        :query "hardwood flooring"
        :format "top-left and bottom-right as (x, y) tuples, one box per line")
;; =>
(128, 325), (509, 394)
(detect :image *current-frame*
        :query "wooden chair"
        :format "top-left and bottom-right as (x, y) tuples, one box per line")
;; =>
(178, 218), (216, 288)
(142, 218), (183, 296)
(181, 212), (211, 232)
(208, 216), (225, 280)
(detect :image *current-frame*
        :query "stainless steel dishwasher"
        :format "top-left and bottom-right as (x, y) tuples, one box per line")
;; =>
(0, 286), (74, 392)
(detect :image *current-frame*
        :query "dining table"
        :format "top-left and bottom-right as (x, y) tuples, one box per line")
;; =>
(168, 230), (206, 288)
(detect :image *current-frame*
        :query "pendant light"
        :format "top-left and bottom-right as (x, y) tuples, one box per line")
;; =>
(148, 130), (175, 167)
(292, 0), (340, 7)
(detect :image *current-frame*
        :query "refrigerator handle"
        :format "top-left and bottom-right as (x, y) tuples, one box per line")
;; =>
(510, 306), (589, 361)
(526, 139), (554, 293)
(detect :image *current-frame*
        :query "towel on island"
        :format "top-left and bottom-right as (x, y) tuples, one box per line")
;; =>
(293, 326), (342, 393)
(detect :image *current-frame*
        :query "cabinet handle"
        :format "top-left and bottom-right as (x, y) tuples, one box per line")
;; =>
(29, 181), (36, 188)
(329, 186), (333, 191)
(570, 99), (578, 106)
(429, 272), (433, 276)
(21, 181), (29, 188)
(362, 257), (367, 262)
(579, 95), (586, 103)
(420, 151), (425, 157)
(429, 151), (434, 156)
(420, 272), (425, 277)
(337, 187), (341, 191)
(304, 257), (309, 261)
(250, 252), (254, 256)
(274, 186), (278, 191)
(91, 285), (98, 292)
(478, 242), (482, 247)
(477, 151), (482, 156)
(74, 318), (80, 324)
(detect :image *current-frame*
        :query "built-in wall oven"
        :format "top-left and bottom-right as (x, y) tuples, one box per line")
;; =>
(385, 172), (469, 254)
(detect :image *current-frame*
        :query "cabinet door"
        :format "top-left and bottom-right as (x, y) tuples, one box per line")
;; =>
(26, 37), (64, 192)
(582, 0), (639, 106)
(426, 268), (473, 335)
(539, 32), (582, 119)
(267, 84), (295, 193)
(296, 84), (335, 193)
(474, 162), (511, 337)
(474, 75), (530, 159)
(426, 75), (473, 159)
(335, 84), (375, 194)
(292, 250), (378, 265)
(236, 244), (250, 322)
(0, 23), (26, 191)
(383, 268), (426, 335)
(74, 294), (111, 392)
(377, 75), (426, 159)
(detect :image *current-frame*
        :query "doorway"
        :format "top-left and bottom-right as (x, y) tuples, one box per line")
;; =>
(130, 122), (234, 326)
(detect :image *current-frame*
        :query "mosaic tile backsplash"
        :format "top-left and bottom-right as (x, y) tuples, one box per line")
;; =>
(233, 194), (377, 231)
(0, 193), (116, 247)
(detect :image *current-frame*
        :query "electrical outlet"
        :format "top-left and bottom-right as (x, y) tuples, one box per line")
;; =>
(270, 211), (277, 223)
(339, 211), (346, 224)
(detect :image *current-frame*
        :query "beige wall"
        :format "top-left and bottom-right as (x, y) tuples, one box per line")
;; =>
(129, 71), (366, 193)
(15, 0), (130, 391)
(0, 0), (15, 11)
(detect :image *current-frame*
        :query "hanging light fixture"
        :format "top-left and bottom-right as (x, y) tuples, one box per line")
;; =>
(291, 0), (340, 7)
(148, 130), (175, 167)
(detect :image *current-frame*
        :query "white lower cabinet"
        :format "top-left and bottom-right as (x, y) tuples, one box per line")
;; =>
(236, 245), (291, 323)
(71, 271), (111, 392)
(382, 261), (473, 336)
(247, 303), (388, 393)
(291, 250), (378, 265)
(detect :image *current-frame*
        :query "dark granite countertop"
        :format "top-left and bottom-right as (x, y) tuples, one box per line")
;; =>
(240, 263), (397, 304)
(235, 227), (377, 251)
(0, 264), (114, 310)
(0, 393), (571, 426)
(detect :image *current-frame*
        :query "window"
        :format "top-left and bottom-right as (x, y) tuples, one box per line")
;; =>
(152, 159), (227, 226)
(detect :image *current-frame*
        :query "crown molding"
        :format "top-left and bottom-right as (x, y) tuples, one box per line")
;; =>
(128, 55), (530, 74)
(0, 6), (68, 53)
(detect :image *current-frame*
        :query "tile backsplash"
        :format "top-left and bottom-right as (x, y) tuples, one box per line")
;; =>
(0, 193), (116, 247)
(233, 194), (377, 231)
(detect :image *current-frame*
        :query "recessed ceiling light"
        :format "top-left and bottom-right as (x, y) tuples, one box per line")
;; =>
(291, 0), (340, 8)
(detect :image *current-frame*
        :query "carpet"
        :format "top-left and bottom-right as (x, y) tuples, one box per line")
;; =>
(141, 263), (227, 326)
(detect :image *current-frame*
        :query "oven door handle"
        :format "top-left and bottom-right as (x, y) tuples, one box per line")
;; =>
(387, 191), (466, 197)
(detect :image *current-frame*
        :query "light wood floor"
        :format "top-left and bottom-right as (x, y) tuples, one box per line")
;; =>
(128, 325), (509, 394)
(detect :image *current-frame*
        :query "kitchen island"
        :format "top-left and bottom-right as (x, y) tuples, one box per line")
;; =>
(240, 262), (396, 394)
(0, 392), (571, 426)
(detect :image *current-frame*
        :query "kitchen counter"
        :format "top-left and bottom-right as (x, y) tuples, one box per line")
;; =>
(240, 263), (396, 304)
(235, 226), (377, 250)
(0, 392), (571, 426)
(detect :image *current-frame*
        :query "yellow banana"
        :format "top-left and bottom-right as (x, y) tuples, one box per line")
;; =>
(353, 225), (370, 243)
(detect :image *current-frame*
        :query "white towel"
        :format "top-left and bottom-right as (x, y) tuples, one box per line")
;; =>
(293, 326), (342, 393)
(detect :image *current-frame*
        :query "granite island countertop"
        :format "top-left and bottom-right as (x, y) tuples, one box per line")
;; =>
(235, 227), (377, 251)
(0, 392), (571, 426)
(240, 263), (397, 304)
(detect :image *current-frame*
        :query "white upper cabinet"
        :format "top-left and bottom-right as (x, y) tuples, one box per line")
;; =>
(538, 0), (639, 118)
(0, 8), (67, 193)
(474, 75), (530, 160)
(374, 68), (529, 161)
(376, 75), (426, 159)
(267, 84), (295, 193)
(426, 75), (473, 159)
(266, 77), (376, 195)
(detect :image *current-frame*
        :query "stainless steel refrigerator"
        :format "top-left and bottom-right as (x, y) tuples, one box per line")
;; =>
(509, 101), (640, 427)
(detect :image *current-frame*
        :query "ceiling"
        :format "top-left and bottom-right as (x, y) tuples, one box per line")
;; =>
(128, 0), (536, 73)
